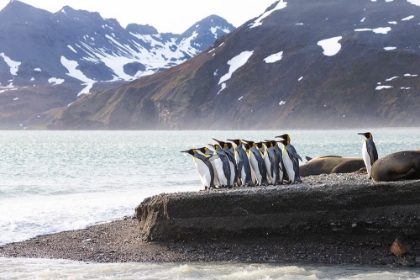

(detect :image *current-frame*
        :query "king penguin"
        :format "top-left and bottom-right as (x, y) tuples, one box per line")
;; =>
(243, 140), (269, 186)
(181, 148), (215, 190)
(227, 139), (255, 186)
(358, 132), (378, 179)
(276, 134), (303, 184)
(213, 138), (240, 186)
(268, 139), (285, 184)
(209, 143), (235, 187)
(262, 141), (281, 185)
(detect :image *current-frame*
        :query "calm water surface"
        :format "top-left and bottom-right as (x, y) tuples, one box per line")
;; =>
(1, 129), (420, 279)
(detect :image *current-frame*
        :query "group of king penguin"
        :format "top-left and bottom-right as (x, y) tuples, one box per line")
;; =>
(182, 131), (381, 190)
(181, 134), (303, 189)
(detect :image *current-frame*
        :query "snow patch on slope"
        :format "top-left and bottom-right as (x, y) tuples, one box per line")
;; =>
(61, 56), (95, 83)
(264, 51), (283, 63)
(402, 15), (414, 21)
(48, 77), (65, 85)
(0, 53), (21, 75)
(407, 0), (420, 6)
(219, 51), (254, 85)
(317, 36), (342, 56)
(249, 1), (287, 28)
(355, 27), (391, 34)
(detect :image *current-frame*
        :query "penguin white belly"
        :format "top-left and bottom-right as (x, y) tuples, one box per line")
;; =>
(248, 153), (262, 185)
(228, 160), (236, 185)
(263, 152), (273, 184)
(282, 149), (295, 183)
(362, 141), (372, 177)
(213, 157), (228, 186)
(240, 167), (247, 185)
(193, 158), (212, 188)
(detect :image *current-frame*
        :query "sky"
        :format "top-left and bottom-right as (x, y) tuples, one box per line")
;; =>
(0, 0), (276, 33)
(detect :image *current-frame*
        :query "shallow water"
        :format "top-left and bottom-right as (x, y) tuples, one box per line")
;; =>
(1, 129), (420, 278)
(1, 258), (420, 279)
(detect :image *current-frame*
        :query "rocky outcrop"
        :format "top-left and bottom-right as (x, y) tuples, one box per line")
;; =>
(135, 174), (420, 243)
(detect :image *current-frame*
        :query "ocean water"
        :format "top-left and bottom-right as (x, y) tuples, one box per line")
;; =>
(1, 129), (420, 279)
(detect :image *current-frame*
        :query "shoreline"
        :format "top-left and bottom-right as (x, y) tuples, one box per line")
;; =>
(2, 174), (420, 267)
(1, 216), (419, 267)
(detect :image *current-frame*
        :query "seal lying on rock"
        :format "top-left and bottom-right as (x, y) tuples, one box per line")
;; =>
(371, 151), (420, 182)
(300, 155), (365, 176)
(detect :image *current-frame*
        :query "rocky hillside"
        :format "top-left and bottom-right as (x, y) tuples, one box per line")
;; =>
(0, 0), (234, 129)
(50, 0), (420, 130)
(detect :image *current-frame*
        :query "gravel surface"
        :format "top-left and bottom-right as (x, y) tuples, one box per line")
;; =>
(1, 173), (420, 267)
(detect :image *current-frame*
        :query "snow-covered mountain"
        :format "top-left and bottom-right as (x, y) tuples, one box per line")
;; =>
(50, 0), (420, 130)
(0, 1), (234, 128)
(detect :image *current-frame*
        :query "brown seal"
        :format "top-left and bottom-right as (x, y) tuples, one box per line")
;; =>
(300, 155), (364, 176)
(371, 151), (420, 182)
(330, 159), (366, 174)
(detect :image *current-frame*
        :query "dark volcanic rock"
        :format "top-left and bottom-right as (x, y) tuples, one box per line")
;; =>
(135, 174), (420, 242)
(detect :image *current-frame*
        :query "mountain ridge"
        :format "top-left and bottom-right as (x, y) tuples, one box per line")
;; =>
(49, 0), (420, 130)
(0, 0), (234, 128)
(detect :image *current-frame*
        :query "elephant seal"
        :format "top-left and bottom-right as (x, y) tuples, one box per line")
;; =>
(371, 151), (420, 182)
(331, 159), (366, 174)
(300, 155), (364, 176)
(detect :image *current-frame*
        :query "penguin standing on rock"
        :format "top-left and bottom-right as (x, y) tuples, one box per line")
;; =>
(243, 140), (269, 186)
(228, 139), (255, 186)
(213, 138), (240, 186)
(263, 141), (281, 185)
(181, 148), (215, 190)
(358, 132), (378, 179)
(268, 140), (285, 183)
(276, 134), (303, 184)
(209, 143), (235, 187)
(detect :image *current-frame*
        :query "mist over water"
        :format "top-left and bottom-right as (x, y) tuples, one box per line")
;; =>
(1, 129), (420, 278)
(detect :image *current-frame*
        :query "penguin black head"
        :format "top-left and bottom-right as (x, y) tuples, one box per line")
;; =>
(358, 132), (373, 139)
(275, 134), (290, 145)
(194, 147), (211, 156)
(224, 142), (233, 149)
(209, 143), (221, 150)
(263, 140), (272, 148)
(256, 142), (265, 149)
(266, 140), (278, 147)
(243, 140), (258, 147)
(180, 149), (195, 156)
(276, 138), (287, 146)
(227, 139), (241, 146)
(212, 138), (226, 147)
